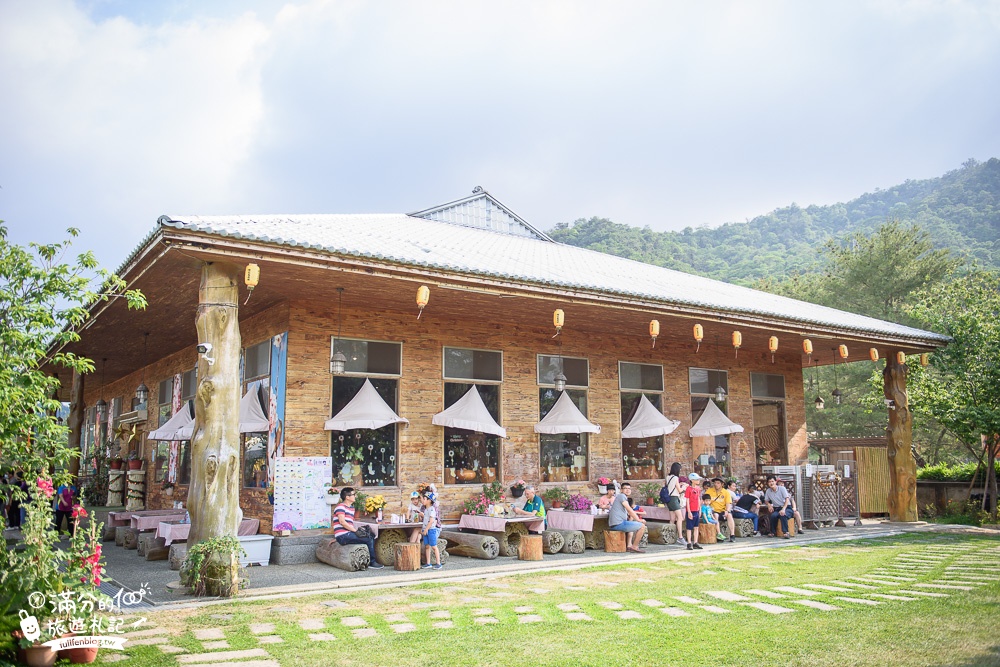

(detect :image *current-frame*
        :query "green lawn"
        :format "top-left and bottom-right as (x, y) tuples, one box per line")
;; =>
(105, 531), (1000, 667)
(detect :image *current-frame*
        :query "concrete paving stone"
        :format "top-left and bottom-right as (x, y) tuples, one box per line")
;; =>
(659, 607), (690, 617)
(406, 590), (434, 596)
(566, 612), (592, 621)
(249, 623), (276, 635)
(834, 597), (881, 606)
(641, 599), (664, 607)
(745, 589), (785, 599)
(489, 592), (517, 598)
(529, 588), (551, 594)
(270, 606), (296, 613)
(321, 600), (348, 609)
(706, 591), (750, 602)
(792, 600), (839, 611)
(936, 580), (985, 586)
(101, 656), (129, 663)
(472, 608), (494, 616)
(475, 617), (499, 625)
(513, 606), (534, 614)
(750, 565), (773, 570)
(299, 618), (326, 630)
(127, 637), (169, 646)
(192, 628), (226, 641)
(701, 570), (718, 575)
(383, 614), (408, 623)
(125, 628), (167, 638)
(868, 594), (917, 601)
(158, 645), (185, 654)
(593, 581), (619, 587)
(829, 580), (876, 589)
(178, 648), (269, 663)
(700, 606), (731, 614)
(518, 615), (543, 624)
(616, 610), (644, 619)
(914, 583), (974, 591)
(341, 617), (367, 627)
(352, 628), (378, 638)
(410, 602), (433, 609)
(258, 636), (284, 644)
(460, 597), (481, 603)
(556, 603), (580, 612)
(432, 621), (454, 630)
(721, 567), (741, 573)
(202, 640), (231, 650)
(862, 579), (906, 586)
(674, 596), (703, 605)
(802, 584), (852, 592)
(391, 624), (416, 634)
(308, 633), (337, 641)
(745, 602), (795, 614)
(896, 590), (949, 598)
(774, 587), (821, 597)
(598, 601), (624, 610)
(866, 575), (915, 581)
(563, 586), (588, 591)
(429, 610), (452, 619)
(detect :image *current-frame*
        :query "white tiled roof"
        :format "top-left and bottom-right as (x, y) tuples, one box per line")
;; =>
(157, 213), (948, 344)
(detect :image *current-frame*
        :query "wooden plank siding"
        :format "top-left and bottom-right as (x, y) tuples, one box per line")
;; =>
(856, 446), (890, 515)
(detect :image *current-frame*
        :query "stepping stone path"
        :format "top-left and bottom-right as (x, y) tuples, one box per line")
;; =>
(699, 605), (730, 614)
(271, 606), (296, 613)
(353, 628), (378, 638)
(430, 610), (452, 619)
(721, 567), (741, 573)
(641, 599), (664, 607)
(513, 606), (534, 613)
(384, 614), (408, 623)
(835, 597), (880, 606)
(128, 637), (169, 646)
(566, 612), (592, 621)
(210, 614), (233, 621)
(202, 641), (230, 650)
(308, 633), (337, 641)
(897, 590), (949, 598)
(706, 591), (749, 602)
(674, 596), (703, 605)
(299, 618), (326, 630)
(391, 624), (416, 633)
(519, 615), (543, 624)
(616, 610), (643, 619)
(792, 600), (839, 611)
(475, 617), (499, 625)
(599, 601), (624, 610)
(701, 570), (718, 575)
(258, 636), (284, 644)
(868, 594), (917, 601)
(322, 599), (348, 608)
(126, 628), (167, 638)
(803, 584), (852, 592)
(159, 646), (185, 654)
(915, 583), (974, 591)
(341, 617), (367, 627)
(659, 607), (690, 617)
(529, 588), (551, 594)
(745, 589), (785, 599)
(178, 649), (269, 664)
(250, 623), (276, 635)
(774, 587), (821, 597)
(473, 608), (495, 616)
(432, 621), (455, 629)
(746, 602), (795, 614)
(102, 656), (129, 663)
(830, 581), (877, 590)
(556, 603), (580, 612)
(193, 628), (226, 641)
(564, 586), (588, 591)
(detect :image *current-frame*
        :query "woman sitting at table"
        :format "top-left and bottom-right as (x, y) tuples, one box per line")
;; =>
(512, 485), (546, 531)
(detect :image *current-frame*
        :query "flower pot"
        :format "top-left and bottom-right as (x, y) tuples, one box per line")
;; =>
(597, 485), (608, 494)
(163, 487), (173, 497)
(18, 645), (56, 667)
(509, 486), (524, 498)
(551, 501), (563, 508)
(127, 460), (143, 470)
(110, 460), (123, 470)
(324, 495), (338, 505)
(645, 497), (655, 506)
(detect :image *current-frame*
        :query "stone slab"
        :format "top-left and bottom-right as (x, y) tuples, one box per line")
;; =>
(192, 628), (225, 641)
(299, 618), (326, 630)
(745, 589), (785, 599)
(792, 600), (839, 611)
(598, 601), (623, 610)
(774, 587), (821, 597)
(258, 636), (284, 644)
(352, 628), (378, 638)
(616, 610), (644, 619)
(746, 602), (795, 614)
(432, 621), (454, 629)
(178, 649), (269, 663)
(706, 591), (749, 602)
(518, 615), (543, 624)
(249, 623), (276, 635)
(340, 617), (367, 627)
(391, 624), (416, 633)
(475, 617), (498, 624)
(700, 605), (730, 614)
(674, 596), (703, 605)
(659, 607), (690, 617)
(201, 641), (230, 650)
(308, 633), (337, 641)
(566, 612), (592, 621)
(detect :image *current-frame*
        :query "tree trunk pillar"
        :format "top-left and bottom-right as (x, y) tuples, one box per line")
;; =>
(67, 370), (85, 481)
(884, 353), (917, 521)
(188, 262), (243, 550)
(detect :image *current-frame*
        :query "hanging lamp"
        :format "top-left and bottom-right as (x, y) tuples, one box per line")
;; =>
(713, 334), (727, 403)
(243, 263), (260, 305)
(732, 330), (742, 359)
(769, 336), (779, 363)
(330, 288), (347, 375)
(553, 315), (567, 392)
(416, 285), (430, 319)
(831, 348), (842, 406)
(811, 359), (824, 410)
(693, 323), (704, 352)
(649, 319), (660, 349)
(95, 357), (108, 421)
(552, 309), (564, 338)
(134, 334), (149, 408)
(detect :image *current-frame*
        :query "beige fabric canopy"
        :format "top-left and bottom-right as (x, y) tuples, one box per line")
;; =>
(432, 384), (506, 438)
(323, 378), (409, 431)
(147, 402), (193, 441)
(689, 399), (745, 437)
(239, 386), (270, 433)
(621, 394), (680, 439)
(534, 391), (600, 434)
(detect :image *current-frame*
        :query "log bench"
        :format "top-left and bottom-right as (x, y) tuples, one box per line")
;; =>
(646, 522), (678, 545)
(372, 527), (450, 567)
(316, 537), (371, 572)
(442, 531), (500, 560)
(553, 529), (585, 554)
(122, 528), (140, 550)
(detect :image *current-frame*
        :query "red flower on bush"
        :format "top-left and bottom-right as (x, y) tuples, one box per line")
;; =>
(72, 504), (88, 519)
(36, 477), (54, 498)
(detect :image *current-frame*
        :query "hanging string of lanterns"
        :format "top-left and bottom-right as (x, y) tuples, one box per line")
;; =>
(416, 285), (430, 319)
(732, 330), (742, 358)
(693, 324), (704, 352)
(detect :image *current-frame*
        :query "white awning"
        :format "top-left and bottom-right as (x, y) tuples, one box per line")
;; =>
(689, 399), (745, 437)
(240, 387), (271, 433)
(534, 391), (601, 434)
(324, 378), (409, 431)
(432, 384), (506, 438)
(147, 402), (193, 441)
(621, 394), (680, 439)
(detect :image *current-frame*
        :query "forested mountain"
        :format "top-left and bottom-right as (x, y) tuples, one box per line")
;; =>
(547, 158), (1000, 285)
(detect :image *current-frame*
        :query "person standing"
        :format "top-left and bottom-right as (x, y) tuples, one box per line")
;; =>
(54, 481), (76, 536)
(764, 475), (794, 538)
(607, 482), (646, 553)
(332, 487), (384, 569)
(683, 474), (703, 550)
(660, 462), (685, 545)
(419, 491), (443, 570)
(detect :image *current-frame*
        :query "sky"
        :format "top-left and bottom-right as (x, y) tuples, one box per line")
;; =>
(2, 0), (1000, 271)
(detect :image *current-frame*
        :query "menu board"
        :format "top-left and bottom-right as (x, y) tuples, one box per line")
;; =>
(272, 456), (333, 530)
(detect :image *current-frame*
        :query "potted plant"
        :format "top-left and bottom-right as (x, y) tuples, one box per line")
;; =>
(638, 482), (661, 506)
(109, 456), (123, 471)
(352, 491), (368, 516)
(596, 477), (612, 494)
(126, 450), (142, 471)
(324, 486), (339, 506)
(364, 494), (386, 521)
(565, 493), (593, 512)
(542, 486), (570, 508)
(508, 480), (526, 498)
(462, 492), (490, 515)
(161, 481), (175, 497)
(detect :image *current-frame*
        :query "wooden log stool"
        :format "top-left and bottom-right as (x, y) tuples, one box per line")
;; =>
(122, 528), (140, 550)
(541, 530), (565, 554)
(734, 518), (755, 538)
(103, 523), (117, 542)
(554, 529), (585, 554)
(316, 537), (370, 572)
(168, 543), (188, 571)
(776, 517), (796, 537)
(145, 541), (170, 561)
(603, 530), (626, 553)
(646, 522), (678, 545)
(697, 523), (718, 544)
(518, 534), (543, 561)
(114, 526), (128, 546)
(137, 534), (165, 557)
(394, 542), (421, 571)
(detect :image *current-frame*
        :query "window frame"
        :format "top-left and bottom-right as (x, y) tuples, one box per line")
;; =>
(536, 354), (589, 389)
(442, 346), (503, 384)
(331, 336), (403, 379)
(618, 361), (665, 392)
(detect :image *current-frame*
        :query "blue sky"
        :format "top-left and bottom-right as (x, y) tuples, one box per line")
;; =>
(2, 1), (999, 271)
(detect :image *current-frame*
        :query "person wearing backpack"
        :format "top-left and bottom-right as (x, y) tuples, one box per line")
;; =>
(659, 462), (685, 545)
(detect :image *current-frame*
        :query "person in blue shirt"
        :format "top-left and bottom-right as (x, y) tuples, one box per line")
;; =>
(700, 493), (722, 541)
(513, 485), (546, 531)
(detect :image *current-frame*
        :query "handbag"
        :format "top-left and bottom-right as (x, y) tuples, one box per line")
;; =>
(354, 525), (373, 539)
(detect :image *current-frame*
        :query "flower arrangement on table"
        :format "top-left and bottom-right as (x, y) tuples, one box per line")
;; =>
(326, 486), (340, 496)
(364, 495), (386, 514)
(482, 480), (505, 504)
(564, 493), (593, 512)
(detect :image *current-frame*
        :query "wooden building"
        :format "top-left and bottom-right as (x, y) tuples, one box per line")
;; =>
(58, 189), (948, 529)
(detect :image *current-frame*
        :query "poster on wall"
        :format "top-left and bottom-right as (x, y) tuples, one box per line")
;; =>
(167, 372), (182, 483)
(272, 456), (333, 531)
(267, 331), (288, 482)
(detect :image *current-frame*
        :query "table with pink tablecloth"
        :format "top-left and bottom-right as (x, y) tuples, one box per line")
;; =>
(458, 514), (545, 534)
(108, 509), (184, 529)
(157, 518), (261, 546)
(638, 505), (674, 521)
(131, 512), (186, 531)
(356, 521), (422, 539)
(545, 510), (597, 532)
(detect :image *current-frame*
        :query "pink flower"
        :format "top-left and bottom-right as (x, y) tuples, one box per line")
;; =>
(36, 477), (54, 498)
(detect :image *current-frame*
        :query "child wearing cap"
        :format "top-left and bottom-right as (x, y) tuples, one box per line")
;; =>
(407, 491), (424, 543)
(683, 474), (703, 550)
(420, 491), (443, 570)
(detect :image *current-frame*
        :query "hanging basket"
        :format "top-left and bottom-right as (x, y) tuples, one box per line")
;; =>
(597, 485), (608, 494)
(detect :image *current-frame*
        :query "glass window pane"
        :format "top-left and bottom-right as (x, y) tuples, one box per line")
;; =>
(443, 383), (500, 484)
(620, 362), (663, 392)
(537, 356), (589, 387)
(329, 377), (398, 487)
(243, 433), (269, 488)
(444, 348), (502, 382)
(620, 392), (664, 480)
(539, 388), (589, 482)
(751, 373), (785, 399)
(158, 378), (173, 405)
(182, 369), (197, 400)
(179, 441), (191, 485)
(154, 442), (169, 483)
(690, 368), (728, 395)
(244, 340), (270, 381)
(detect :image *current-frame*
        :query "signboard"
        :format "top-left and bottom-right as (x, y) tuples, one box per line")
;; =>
(272, 456), (333, 530)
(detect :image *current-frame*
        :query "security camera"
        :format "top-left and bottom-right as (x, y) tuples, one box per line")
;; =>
(884, 398), (896, 410)
(197, 343), (215, 366)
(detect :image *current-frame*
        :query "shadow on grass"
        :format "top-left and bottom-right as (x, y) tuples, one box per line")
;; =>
(930, 644), (1000, 667)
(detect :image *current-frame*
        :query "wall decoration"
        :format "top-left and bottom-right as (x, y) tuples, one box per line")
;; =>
(271, 456), (333, 530)
(167, 372), (182, 483)
(267, 331), (289, 482)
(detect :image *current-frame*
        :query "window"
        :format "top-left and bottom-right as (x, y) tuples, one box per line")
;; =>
(619, 362), (664, 392)
(179, 368), (196, 485)
(154, 378), (174, 482)
(243, 339), (271, 382)
(243, 381), (270, 488)
(329, 339), (402, 488)
(444, 347), (502, 382)
(620, 392), (665, 480)
(537, 355), (590, 482)
(83, 407), (97, 475)
(751, 373), (787, 465)
(690, 368), (730, 467)
(751, 373), (785, 399)
(442, 348), (502, 485)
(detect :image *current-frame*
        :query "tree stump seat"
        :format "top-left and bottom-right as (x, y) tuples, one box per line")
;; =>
(647, 522), (678, 545)
(541, 530), (564, 554)
(394, 542), (421, 571)
(122, 528), (140, 550)
(776, 518), (796, 537)
(169, 544), (188, 571)
(316, 537), (370, 572)
(697, 523), (719, 544)
(518, 534), (543, 561)
(553, 529), (585, 554)
(603, 530), (626, 553)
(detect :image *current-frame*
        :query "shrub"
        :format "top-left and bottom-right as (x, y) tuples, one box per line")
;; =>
(917, 461), (1000, 482)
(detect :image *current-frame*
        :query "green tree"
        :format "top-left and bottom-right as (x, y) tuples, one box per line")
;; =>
(0, 223), (146, 483)
(905, 270), (1000, 518)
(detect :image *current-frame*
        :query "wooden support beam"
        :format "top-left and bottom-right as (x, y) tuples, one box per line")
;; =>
(67, 370), (84, 481)
(884, 352), (917, 522)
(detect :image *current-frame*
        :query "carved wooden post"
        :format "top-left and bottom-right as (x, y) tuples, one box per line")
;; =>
(67, 371), (85, 482)
(884, 352), (917, 521)
(186, 262), (243, 595)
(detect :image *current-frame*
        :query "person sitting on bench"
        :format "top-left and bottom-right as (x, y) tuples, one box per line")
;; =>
(607, 482), (646, 553)
(729, 480), (760, 535)
(764, 476), (794, 539)
(706, 477), (736, 543)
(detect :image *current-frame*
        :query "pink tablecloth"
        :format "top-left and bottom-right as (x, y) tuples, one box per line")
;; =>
(131, 512), (186, 531)
(157, 518), (261, 546)
(108, 509), (183, 528)
(458, 515), (544, 534)
(357, 521), (422, 538)
(545, 510), (597, 532)
(638, 505), (675, 521)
